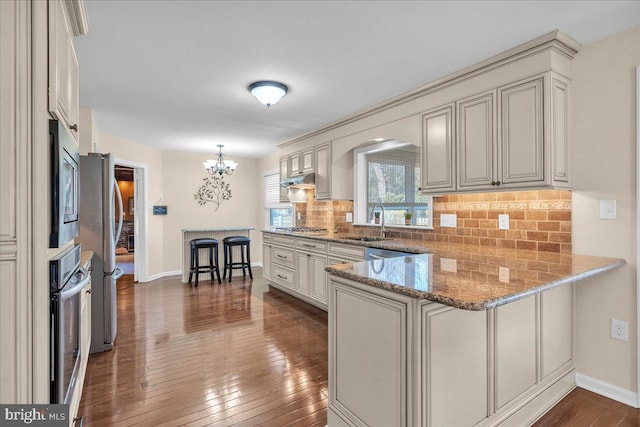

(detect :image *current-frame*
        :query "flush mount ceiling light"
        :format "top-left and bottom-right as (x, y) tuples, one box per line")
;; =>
(203, 144), (237, 176)
(248, 80), (288, 108)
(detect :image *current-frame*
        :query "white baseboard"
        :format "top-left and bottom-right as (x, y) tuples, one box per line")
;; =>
(252, 262), (263, 268)
(144, 270), (181, 282)
(575, 372), (638, 408)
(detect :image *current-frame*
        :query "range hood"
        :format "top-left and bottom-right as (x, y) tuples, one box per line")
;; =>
(280, 172), (315, 189)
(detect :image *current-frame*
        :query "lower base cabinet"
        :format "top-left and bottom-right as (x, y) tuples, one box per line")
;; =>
(328, 276), (575, 427)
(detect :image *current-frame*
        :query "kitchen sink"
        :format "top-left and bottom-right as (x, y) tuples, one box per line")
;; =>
(343, 236), (387, 242)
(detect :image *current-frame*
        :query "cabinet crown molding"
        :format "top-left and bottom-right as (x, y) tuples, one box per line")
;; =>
(277, 29), (581, 149)
(63, 0), (89, 35)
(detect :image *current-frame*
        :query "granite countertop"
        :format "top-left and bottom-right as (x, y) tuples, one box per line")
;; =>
(262, 229), (625, 310)
(183, 227), (256, 232)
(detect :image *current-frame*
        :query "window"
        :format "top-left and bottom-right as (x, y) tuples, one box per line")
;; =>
(264, 172), (292, 227)
(355, 141), (433, 227)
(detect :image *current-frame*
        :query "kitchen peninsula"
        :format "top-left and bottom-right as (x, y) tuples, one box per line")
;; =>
(262, 229), (624, 426)
(322, 239), (623, 427)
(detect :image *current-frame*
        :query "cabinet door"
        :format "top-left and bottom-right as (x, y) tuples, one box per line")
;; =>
(48, 0), (79, 141)
(314, 143), (331, 200)
(457, 91), (496, 190)
(301, 148), (315, 174)
(310, 254), (328, 303)
(290, 152), (301, 176)
(495, 295), (537, 410)
(279, 155), (289, 202)
(262, 244), (272, 280)
(499, 78), (544, 186)
(550, 74), (570, 186)
(420, 104), (455, 192)
(422, 304), (488, 426)
(296, 252), (311, 295)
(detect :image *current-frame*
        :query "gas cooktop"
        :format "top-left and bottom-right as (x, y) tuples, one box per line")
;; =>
(275, 226), (328, 234)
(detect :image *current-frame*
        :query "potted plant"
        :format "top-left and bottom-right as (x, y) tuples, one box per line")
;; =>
(374, 211), (381, 224)
(404, 211), (412, 226)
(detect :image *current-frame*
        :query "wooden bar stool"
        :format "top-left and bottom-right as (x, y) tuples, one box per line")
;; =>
(188, 238), (221, 287)
(222, 236), (252, 282)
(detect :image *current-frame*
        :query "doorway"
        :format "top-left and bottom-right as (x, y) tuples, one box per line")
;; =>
(114, 158), (148, 283)
(115, 165), (135, 278)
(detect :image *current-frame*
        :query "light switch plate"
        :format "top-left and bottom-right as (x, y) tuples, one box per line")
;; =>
(600, 200), (616, 219)
(498, 214), (510, 230)
(440, 214), (457, 228)
(440, 258), (457, 273)
(346, 212), (353, 223)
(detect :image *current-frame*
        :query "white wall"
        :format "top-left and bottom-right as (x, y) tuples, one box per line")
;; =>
(161, 150), (261, 272)
(97, 131), (165, 278)
(572, 26), (639, 393)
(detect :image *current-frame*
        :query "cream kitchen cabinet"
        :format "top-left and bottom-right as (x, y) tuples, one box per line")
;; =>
(263, 233), (366, 310)
(420, 104), (456, 192)
(314, 142), (332, 200)
(278, 155), (289, 202)
(49, 0), (80, 142)
(290, 148), (314, 176)
(262, 235), (273, 280)
(296, 251), (328, 303)
(421, 72), (571, 194)
(327, 275), (576, 427)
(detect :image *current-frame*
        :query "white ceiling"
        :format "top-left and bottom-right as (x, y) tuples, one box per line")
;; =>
(75, 1), (639, 158)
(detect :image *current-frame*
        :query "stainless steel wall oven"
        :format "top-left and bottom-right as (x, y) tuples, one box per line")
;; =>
(50, 244), (90, 404)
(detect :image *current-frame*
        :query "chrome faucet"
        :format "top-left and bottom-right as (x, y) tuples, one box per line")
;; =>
(370, 204), (387, 238)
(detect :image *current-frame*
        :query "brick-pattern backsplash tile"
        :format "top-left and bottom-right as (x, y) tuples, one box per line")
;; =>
(295, 189), (571, 252)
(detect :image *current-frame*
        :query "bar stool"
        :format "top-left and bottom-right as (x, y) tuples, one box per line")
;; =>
(188, 238), (221, 287)
(222, 236), (252, 282)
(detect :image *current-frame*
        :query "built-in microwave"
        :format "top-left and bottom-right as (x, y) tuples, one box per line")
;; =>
(50, 120), (80, 248)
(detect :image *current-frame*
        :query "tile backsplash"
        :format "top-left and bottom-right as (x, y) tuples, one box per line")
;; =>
(295, 189), (571, 252)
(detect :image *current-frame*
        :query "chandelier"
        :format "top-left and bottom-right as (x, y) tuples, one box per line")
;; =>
(203, 145), (238, 176)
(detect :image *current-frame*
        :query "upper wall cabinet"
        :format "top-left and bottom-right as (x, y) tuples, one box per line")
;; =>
(290, 148), (314, 176)
(420, 72), (571, 194)
(279, 155), (289, 202)
(420, 104), (456, 192)
(314, 142), (331, 200)
(49, 0), (81, 142)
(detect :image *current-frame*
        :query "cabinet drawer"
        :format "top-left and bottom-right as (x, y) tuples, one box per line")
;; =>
(272, 234), (296, 246)
(263, 233), (273, 242)
(272, 265), (296, 289)
(328, 243), (365, 260)
(296, 238), (328, 253)
(272, 247), (295, 267)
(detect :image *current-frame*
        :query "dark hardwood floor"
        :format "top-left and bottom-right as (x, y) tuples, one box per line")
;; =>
(79, 271), (639, 426)
(533, 387), (639, 427)
(78, 272), (328, 426)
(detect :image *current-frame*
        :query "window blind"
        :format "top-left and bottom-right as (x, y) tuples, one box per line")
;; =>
(264, 173), (286, 208)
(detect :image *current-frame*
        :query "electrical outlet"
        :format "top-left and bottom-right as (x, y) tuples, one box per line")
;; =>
(499, 266), (510, 283)
(611, 318), (628, 341)
(346, 212), (353, 223)
(499, 214), (510, 230)
(440, 214), (457, 228)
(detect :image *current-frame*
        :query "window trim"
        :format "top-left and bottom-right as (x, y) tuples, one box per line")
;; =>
(354, 140), (434, 229)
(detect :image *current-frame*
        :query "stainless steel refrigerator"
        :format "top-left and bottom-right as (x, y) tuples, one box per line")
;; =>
(79, 153), (124, 354)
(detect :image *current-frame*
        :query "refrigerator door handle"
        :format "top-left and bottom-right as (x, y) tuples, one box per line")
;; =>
(114, 180), (124, 247)
(113, 266), (124, 280)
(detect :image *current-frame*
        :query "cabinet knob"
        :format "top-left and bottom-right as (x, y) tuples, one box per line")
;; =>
(491, 181), (496, 186)
(86, 289), (91, 294)
(496, 181), (501, 186)
(70, 124), (78, 132)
